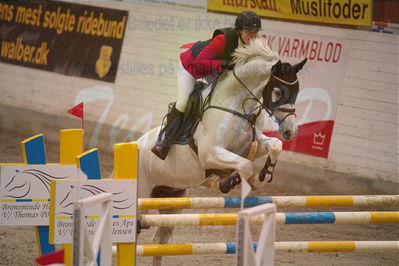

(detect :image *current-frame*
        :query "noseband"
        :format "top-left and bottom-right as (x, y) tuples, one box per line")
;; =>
(275, 106), (296, 125)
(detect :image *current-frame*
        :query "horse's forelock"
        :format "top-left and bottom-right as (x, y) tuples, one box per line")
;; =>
(281, 63), (294, 75)
(232, 37), (279, 65)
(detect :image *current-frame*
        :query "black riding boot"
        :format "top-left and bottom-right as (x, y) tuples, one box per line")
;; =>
(151, 106), (184, 160)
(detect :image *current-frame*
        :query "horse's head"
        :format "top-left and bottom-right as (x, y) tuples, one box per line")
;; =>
(5, 170), (24, 191)
(262, 58), (307, 140)
(231, 38), (306, 140)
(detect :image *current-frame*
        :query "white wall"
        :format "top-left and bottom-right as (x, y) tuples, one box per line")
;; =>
(0, 1), (397, 183)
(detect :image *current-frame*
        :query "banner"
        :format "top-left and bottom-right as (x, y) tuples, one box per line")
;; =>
(0, 1), (128, 82)
(50, 179), (137, 244)
(0, 165), (81, 226)
(208, 0), (371, 26)
(261, 30), (352, 158)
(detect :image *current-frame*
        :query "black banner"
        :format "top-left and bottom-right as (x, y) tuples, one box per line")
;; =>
(0, 1), (128, 83)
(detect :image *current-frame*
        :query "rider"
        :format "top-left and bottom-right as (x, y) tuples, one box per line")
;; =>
(152, 10), (262, 160)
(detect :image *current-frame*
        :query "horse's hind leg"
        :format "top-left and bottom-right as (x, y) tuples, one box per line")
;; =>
(151, 186), (186, 266)
(152, 208), (183, 266)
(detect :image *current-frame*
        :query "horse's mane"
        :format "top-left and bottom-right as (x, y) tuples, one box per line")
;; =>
(232, 37), (279, 64)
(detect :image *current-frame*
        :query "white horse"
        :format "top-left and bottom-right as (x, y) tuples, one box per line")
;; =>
(136, 37), (306, 266)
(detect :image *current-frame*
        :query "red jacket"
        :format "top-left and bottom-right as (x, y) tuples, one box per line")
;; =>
(180, 34), (225, 79)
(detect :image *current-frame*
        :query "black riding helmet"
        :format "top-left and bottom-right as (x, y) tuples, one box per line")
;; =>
(235, 10), (262, 31)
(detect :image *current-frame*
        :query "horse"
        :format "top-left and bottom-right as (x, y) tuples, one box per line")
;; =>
(136, 37), (306, 266)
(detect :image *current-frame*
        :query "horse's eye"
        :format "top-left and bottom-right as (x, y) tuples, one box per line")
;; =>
(272, 88), (282, 102)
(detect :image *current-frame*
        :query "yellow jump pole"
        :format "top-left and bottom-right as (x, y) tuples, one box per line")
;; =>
(114, 142), (138, 266)
(59, 129), (84, 266)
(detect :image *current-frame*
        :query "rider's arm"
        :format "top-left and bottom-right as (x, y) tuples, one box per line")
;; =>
(193, 34), (225, 74)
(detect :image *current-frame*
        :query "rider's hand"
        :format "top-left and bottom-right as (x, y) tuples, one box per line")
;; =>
(222, 60), (235, 71)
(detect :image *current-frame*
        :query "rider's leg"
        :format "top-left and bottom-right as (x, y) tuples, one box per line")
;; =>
(176, 63), (196, 112)
(152, 63), (196, 160)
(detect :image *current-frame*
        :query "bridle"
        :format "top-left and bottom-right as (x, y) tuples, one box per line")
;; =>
(231, 69), (298, 125)
(201, 68), (298, 142)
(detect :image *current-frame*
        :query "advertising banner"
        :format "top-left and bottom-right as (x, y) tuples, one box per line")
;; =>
(0, 0), (128, 82)
(50, 179), (137, 244)
(208, 0), (371, 26)
(261, 30), (352, 158)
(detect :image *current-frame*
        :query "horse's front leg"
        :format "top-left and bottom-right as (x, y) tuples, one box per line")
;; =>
(256, 133), (282, 161)
(152, 209), (183, 266)
(200, 146), (256, 192)
(151, 186), (186, 266)
(255, 133), (282, 182)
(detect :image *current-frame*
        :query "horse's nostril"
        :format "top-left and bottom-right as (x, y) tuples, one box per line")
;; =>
(285, 130), (291, 139)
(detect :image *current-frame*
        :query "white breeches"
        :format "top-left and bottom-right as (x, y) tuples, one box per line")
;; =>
(176, 63), (196, 112)
(176, 62), (215, 112)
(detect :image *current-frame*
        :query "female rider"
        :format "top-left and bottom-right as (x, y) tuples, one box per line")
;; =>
(152, 10), (262, 160)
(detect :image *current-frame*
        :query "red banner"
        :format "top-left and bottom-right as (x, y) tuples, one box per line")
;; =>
(264, 121), (334, 158)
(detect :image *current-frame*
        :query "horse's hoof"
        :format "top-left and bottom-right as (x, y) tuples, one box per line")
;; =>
(219, 173), (241, 193)
(219, 179), (233, 193)
(219, 183), (232, 194)
(137, 221), (150, 235)
(259, 170), (266, 182)
(259, 156), (276, 182)
(151, 144), (169, 160)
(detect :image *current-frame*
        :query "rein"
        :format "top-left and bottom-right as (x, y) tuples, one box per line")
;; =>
(200, 68), (298, 143)
(202, 69), (263, 132)
(204, 69), (297, 126)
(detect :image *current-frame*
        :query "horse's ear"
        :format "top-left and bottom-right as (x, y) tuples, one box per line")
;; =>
(272, 60), (281, 74)
(293, 58), (307, 73)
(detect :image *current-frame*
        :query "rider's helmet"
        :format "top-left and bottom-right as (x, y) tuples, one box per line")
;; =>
(235, 11), (262, 31)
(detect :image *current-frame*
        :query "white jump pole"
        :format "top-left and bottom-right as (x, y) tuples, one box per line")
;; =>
(237, 203), (276, 266)
(73, 193), (113, 266)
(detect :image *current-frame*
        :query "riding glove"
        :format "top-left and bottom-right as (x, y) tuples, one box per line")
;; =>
(222, 60), (235, 71)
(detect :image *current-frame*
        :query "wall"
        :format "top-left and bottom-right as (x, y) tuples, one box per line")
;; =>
(0, 1), (397, 184)
(374, 0), (399, 23)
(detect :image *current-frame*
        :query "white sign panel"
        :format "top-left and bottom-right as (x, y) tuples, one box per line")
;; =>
(0, 164), (81, 226)
(51, 179), (137, 244)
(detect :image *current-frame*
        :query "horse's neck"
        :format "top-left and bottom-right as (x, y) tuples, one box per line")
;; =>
(198, 72), (263, 134)
(209, 73), (264, 112)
